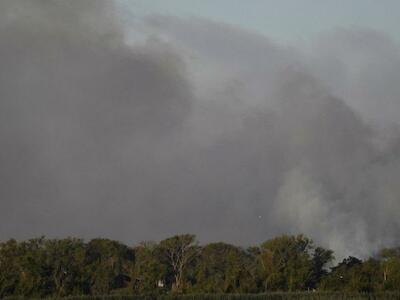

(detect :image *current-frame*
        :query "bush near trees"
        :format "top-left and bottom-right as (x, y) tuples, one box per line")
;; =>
(0, 234), (399, 298)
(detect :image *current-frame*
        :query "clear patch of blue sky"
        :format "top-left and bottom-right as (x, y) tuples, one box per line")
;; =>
(117, 0), (400, 44)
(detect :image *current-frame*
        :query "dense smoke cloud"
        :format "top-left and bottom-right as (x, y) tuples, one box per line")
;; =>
(1, 1), (400, 258)
(0, 0), (193, 241)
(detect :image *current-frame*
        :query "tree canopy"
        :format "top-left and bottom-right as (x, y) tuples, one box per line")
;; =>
(0, 234), (398, 298)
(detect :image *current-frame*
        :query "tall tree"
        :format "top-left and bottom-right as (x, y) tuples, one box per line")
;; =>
(319, 256), (363, 292)
(194, 242), (259, 293)
(45, 238), (87, 297)
(307, 246), (334, 289)
(379, 247), (400, 290)
(259, 234), (315, 291)
(133, 241), (167, 294)
(85, 239), (134, 295)
(0, 239), (23, 297)
(159, 234), (199, 292)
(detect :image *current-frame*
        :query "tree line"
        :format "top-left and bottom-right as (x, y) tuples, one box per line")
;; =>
(0, 234), (399, 298)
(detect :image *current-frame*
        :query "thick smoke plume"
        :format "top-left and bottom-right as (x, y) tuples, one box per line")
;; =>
(1, 1), (400, 258)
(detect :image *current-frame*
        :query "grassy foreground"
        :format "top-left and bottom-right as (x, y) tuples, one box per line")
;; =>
(5, 293), (398, 300)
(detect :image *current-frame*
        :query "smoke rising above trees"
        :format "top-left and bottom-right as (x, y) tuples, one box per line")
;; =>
(0, 1), (400, 259)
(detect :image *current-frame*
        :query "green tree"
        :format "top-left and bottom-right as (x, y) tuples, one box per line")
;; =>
(85, 238), (134, 295)
(159, 234), (199, 292)
(379, 247), (400, 290)
(14, 237), (52, 297)
(194, 242), (261, 293)
(44, 238), (87, 296)
(0, 239), (23, 297)
(308, 246), (334, 289)
(259, 234), (316, 291)
(133, 241), (167, 294)
(319, 256), (365, 292)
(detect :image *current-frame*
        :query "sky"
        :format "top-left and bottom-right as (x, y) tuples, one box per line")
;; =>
(118, 0), (400, 45)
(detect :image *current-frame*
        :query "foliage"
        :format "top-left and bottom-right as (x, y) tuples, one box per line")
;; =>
(133, 242), (166, 294)
(0, 234), (399, 298)
(257, 235), (332, 292)
(158, 234), (199, 293)
(192, 243), (259, 293)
